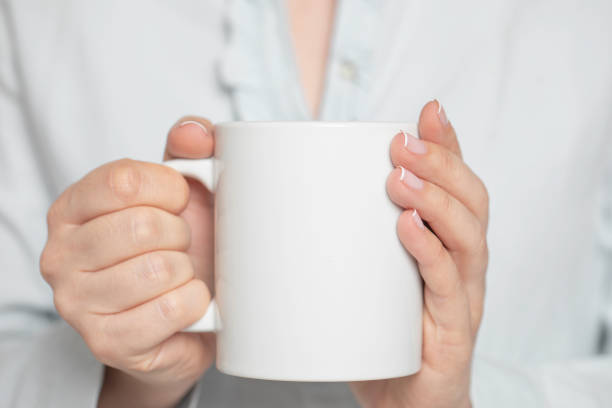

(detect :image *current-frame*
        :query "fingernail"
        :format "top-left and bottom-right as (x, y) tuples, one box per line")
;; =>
(401, 130), (427, 154)
(178, 120), (209, 136)
(412, 209), (425, 230)
(398, 166), (424, 190)
(435, 99), (449, 127)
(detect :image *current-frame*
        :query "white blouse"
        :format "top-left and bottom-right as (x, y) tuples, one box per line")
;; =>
(1, 1), (611, 407)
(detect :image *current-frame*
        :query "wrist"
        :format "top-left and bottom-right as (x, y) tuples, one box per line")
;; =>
(98, 366), (197, 408)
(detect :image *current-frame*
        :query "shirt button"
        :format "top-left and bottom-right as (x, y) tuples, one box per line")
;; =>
(338, 59), (359, 83)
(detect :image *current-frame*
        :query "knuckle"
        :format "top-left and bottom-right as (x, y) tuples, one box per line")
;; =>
(39, 243), (62, 283)
(172, 172), (190, 210)
(438, 189), (454, 216)
(430, 146), (459, 181)
(464, 220), (487, 255)
(470, 290), (486, 325)
(53, 289), (75, 320)
(140, 250), (194, 286)
(141, 252), (171, 285)
(171, 343), (209, 379)
(173, 356), (201, 379)
(177, 217), (192, 249)
(440, 147), (457, 174)
(156, 293), (182, 322)
(481, 182), (490, 207)
(129, 345), (171, 374)
(419, 236), (448, 272)
(477, 232), (489, 261)
(108, 159), (142, 203)
(88, 318), (119, 363)
(431, 240), (448, 269)
(190, 279), (211, 315)
(131, 353), (162, 374)
(437, 270), (462, 299)
(428, 145), (444, 172)
(437, 325), (470, 348)
(172, 251), (195, 280)
(88, 335), (115, 364)
(159, 164), (190, 211)
(131, 208), (161, 248)
(465, 218), (488, 257)
(47, 185), (76, 227)
(46, 199), (63, 227)
(479, 182), (490, 220)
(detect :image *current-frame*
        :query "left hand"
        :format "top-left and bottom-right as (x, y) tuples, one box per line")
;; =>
(350, 101), (489, 408)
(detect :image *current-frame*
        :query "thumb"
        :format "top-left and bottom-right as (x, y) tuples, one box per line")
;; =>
(163, 116), (215, 160)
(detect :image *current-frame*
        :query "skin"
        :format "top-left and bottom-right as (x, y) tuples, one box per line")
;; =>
(41, 119), (218, 408)
(40, 2), (488, 407)
(350, 102), (489, 408)
(286, 0), (336, 117)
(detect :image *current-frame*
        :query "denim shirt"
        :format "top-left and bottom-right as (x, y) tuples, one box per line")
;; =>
(219, 0), (380, 121)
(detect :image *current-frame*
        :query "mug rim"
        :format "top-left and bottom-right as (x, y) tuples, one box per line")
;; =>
(216, 121), (415, 128)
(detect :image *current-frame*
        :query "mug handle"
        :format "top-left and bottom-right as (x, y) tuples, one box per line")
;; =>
(164, 158), (219, 333)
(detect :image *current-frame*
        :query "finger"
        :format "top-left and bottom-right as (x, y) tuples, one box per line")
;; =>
(123, 331), (215, 379)
(49, 160), (190, 227)
(164, 116), (215, 160)
(70, 206), (190, 271)
(389, 167), (488, 333)
(76, 251), (195, 314)
(396, 209), (471, 334)
(418, 100), (461, 158)
(90, 279), (210, 363)
(390, 132), (489, 226)
(180, 178), (214, 289)
(387, 167), (485, 257)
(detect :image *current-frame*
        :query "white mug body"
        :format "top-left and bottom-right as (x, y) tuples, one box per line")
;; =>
(181, 122), (422, 381)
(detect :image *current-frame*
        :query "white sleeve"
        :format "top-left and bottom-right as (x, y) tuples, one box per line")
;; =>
(472, 354), (612, 407)
(0, 3), (104, 406)
(472, 149), (612, 407)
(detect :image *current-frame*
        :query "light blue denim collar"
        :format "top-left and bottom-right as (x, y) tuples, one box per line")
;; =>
(217, 0), (384, 121)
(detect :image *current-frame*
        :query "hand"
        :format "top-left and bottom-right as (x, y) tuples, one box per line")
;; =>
(40, 117), (217, 408)
(350, 101), (489, 408)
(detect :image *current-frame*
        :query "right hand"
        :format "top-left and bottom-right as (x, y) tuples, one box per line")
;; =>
(40, 117), (217, 408)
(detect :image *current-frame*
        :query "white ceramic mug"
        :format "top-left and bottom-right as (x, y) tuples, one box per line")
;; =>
(165, 122), (422, 382)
